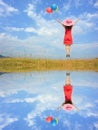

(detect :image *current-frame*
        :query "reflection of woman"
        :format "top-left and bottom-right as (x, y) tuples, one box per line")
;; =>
(57, 72), (79, 111)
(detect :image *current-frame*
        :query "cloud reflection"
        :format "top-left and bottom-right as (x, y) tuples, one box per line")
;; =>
(0, 71), (98, 130)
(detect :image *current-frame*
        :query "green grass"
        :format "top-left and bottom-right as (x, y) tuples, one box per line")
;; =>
(0, 58), (98, 72)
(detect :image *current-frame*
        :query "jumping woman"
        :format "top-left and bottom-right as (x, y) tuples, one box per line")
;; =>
(56, 18), (79, 58)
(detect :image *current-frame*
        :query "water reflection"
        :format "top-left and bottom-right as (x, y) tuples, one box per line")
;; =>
(0, 72), (7, 75)
(0, 71), (98, 130)
(58, 72), (79, 111)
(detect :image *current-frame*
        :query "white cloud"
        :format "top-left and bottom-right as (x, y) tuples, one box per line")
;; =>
(77, 18), (94, 29)
(6, 27), (24, 32)
(0, 0), (18, 16)
(24, 4), (63, 38)
(0, 32), (98, 59)
(62, 120), (72, 129)
(95, 100), (98, 103)
(86, 112), (98, 117)
(0, 72), (98, 129)
(24, 4), (36, 19)
(78, 12), (98, 32)
(72, 74), (98, 87)
(24, 6), (98, 37)
(86, 13), (98, 20)
(88, 0), (94, 5)
(74, 122), (82, 130)
(24, 3), (44, 25)
(62, 0), (71, 11)
(73, 96), (96, 111)
(23, 93), (60, 128)
(24, 3), (61, 36)
(73, 25), (84, 34)
(0, 72), (63, 129)
(94, 0), (98, 8)
(0, 72), (98, 98)
(0, 31), (64, 58)
(5, 26), (59, 36)
(77, 11), (98, 23)
(95, 27), (98, 30)
(0, 72), (63, 98)
(5, 95), (58, 104)
(3, 3), (61, 38)
(74, 0), (82, 8)
(94, 122), (98, 129)
(0, 114), (18, 130)
(23, 93), (97, 129)
(0, 8), (98, 59)
(62, 0), (82, 12)
(25, 27), (37, 33)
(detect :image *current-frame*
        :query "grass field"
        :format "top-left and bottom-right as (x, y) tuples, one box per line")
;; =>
(0, 58), (98, 72)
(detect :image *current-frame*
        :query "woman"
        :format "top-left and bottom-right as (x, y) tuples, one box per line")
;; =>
(56, 18), (79, 58)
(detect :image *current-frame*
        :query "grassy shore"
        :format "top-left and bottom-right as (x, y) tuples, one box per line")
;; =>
(0, 58), (98, 72)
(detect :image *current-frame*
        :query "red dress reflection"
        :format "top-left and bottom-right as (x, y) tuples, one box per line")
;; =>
(57, 73), (79, 111)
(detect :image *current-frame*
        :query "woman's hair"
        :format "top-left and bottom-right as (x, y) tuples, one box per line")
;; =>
(62, 100), (73, 106)
(65, 100), (72, 104)
(65, 26), (72, 30)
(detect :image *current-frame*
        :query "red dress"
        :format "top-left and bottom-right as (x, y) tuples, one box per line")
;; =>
(63, 27), (73, 45)
(63, 85), (72, 101)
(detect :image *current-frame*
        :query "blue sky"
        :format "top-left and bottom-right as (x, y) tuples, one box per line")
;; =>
(0, 71), (98, 130)
(0, 0), (98, 58)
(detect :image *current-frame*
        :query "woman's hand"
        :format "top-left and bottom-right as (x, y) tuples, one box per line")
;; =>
(57, 105), (62, 110)
(73, 18), (80, 25)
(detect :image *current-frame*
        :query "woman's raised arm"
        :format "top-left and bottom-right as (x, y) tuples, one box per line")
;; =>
(73, 19), (80, 26)
(56, 19), (65, 27)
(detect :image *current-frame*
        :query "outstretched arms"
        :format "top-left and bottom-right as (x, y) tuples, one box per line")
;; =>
(56, 19), (65, 27)
(57, 105), (62, 110)
(57, 102), (64, 110)
(73, 103), (80, 111)
(56, 19), (62, 24)
(56, 18), (80, 26)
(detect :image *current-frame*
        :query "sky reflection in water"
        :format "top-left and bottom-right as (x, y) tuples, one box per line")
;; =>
(0, 71), (98, 130)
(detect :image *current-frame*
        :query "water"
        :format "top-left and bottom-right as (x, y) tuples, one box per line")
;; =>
(0, 71), (98, 130)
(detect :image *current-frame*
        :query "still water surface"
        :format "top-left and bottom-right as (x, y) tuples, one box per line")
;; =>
(0, 71), (98, 130)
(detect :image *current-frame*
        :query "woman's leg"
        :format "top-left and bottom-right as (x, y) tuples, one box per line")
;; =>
(65, 45), (71, 57)
(65, 72), (71, 85)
